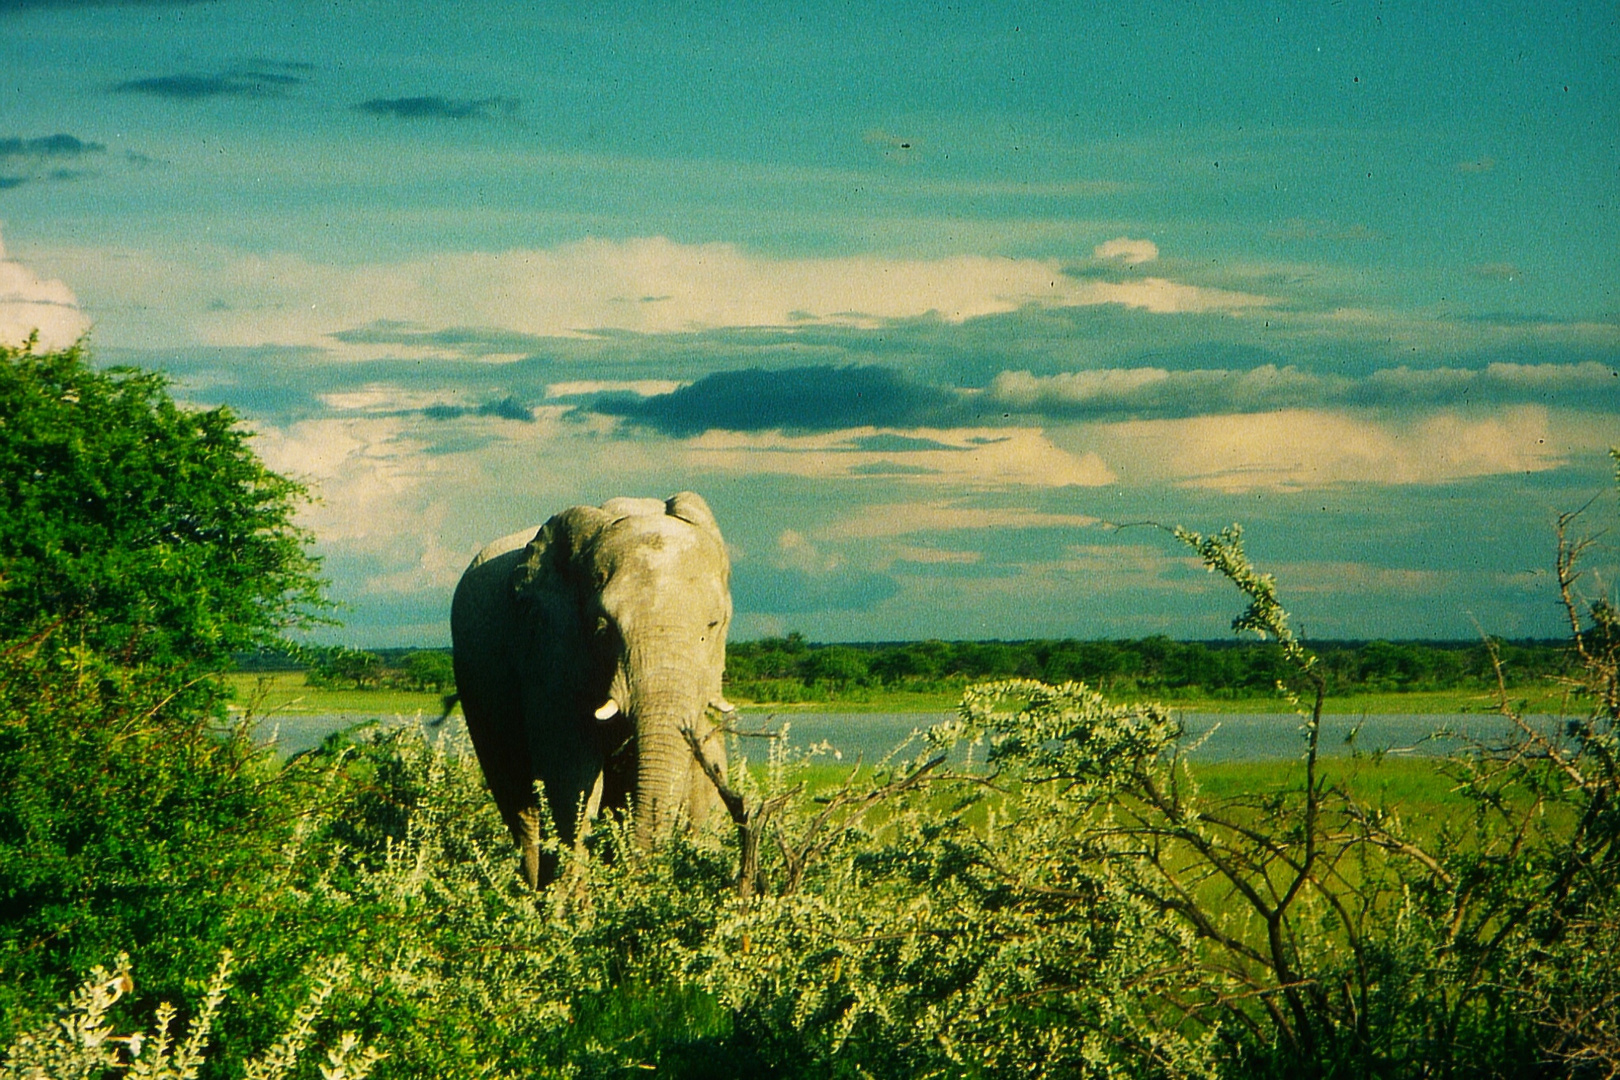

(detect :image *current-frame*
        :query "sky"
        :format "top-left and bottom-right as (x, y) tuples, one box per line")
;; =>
(1, 0), (1616, 646)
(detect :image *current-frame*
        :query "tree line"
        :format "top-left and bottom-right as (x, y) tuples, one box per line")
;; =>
(249, 635), (1573, 701)
(726, 633), (1572, 699)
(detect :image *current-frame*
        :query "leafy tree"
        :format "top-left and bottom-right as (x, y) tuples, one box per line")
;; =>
(401, 649), (455, 693)
(0, 340), (327, 669)
(0, 647), (287, 1031)
(0, 341), (333, 1047)
(308, 647), (384, 689)
(800, 645), (869, 690)
(868, 639), (952, 682)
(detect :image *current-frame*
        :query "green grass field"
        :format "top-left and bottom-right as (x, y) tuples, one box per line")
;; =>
(223, 671), (449, 717)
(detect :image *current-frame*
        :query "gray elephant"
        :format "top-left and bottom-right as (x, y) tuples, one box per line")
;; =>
(450, 492), (733, 888)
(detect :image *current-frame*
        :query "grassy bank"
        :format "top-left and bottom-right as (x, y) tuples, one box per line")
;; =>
(223, 670), (448, 717)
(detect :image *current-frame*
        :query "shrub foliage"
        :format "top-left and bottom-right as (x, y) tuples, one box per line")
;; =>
(0, 339), (326, 668)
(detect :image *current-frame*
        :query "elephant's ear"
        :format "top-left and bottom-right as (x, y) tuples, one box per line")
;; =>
(665, 491), (723, 546)
(510, 505), (613, 598)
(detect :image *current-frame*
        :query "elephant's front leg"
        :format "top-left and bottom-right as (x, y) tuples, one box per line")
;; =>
(514, 805), (544, 890)
(535, 731), (609, 856)
(527, 763), (605, 887)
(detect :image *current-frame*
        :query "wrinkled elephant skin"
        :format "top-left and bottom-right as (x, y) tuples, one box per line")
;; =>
(451, 492), (732, 887)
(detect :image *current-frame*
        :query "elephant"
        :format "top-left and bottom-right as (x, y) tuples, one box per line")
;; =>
(450, 492), (734, 888)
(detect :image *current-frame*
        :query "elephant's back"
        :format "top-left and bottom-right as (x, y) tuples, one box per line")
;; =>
(452, 527), (537, 653)
(452, 541), (527, 643)
(470, 527), (541, 569)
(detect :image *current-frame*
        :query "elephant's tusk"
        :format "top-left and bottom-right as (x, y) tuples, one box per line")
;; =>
(584, 771), (606, 819)
(593, 699), (621, 722)
(712, 697), (737, 714)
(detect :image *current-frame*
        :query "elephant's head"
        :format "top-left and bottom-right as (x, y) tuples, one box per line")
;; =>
(512, 492), (732, 845)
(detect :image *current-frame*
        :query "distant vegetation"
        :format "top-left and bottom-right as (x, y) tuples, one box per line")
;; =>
(243, 637), (1574, 705)
(725, 634), (1573, 702)
(4, 343), (1617, 1078)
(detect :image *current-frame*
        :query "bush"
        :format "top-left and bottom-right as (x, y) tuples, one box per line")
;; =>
(399, 650), (454, 693)
(0, 950), (384, 1080)
(0, 341), (341, 1062)
(0, 340), (328, 670)
(0, 636), (384, 1065)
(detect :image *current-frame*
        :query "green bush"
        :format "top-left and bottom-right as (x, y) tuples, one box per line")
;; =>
(0, 636), (388, 1066)
(0, 340), (328, 670)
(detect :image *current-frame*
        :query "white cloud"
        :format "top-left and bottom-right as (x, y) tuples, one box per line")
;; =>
(992, 367), (1173, 406)
(775, 528), (844, 572)
(249, 415), (472, 595)
(1364, 361), (1619, 396)
(547, 379), (687, 398)
(207, 238), (1110, 346)
(1480, 361), (1617, 389)
(1078, 276), (1272, 314)
(684, 426), (1116, 489)
(252, 416), (433, 543)
(39, 237), (1276, 356)
(990, 362), (1614, 418)
(1093, 236), (1159, 264)
(319, 384), (461, 412)
(1085, 406), (1571, 492)
(0, 227), (90, 350)
(989, 365), (1349, 415)
(828, 503), (1102, 539)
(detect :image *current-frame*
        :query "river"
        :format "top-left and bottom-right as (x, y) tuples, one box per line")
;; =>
(249, 708), (1568, 763)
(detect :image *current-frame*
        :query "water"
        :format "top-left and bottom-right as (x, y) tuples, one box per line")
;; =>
(727, 711), (1569, 763)
(250, 708), (1570, 763)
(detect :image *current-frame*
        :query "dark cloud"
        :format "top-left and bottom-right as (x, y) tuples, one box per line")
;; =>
(421, 396), (535, 422)
(0, 133), (105, 159)
(0, 134), (106, 189)
(846, 433), (965, 453)
(114, 67), (303, 100)
(355, 96), (518, 121)
(594, 365), (959, 435)
(328, 322), (553, 358)
(1345, 361), (1620, 409)
(585, 351), (1618, 437)
(848, 461), (937, 475)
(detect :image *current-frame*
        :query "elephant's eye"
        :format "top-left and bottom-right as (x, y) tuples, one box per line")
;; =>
(595, 616), (611, 636)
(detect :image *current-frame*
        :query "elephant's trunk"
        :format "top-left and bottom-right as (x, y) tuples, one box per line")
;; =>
(626, 662), (707, 847)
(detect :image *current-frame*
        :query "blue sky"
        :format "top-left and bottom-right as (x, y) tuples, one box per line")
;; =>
(2, 0), (1616, 645)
